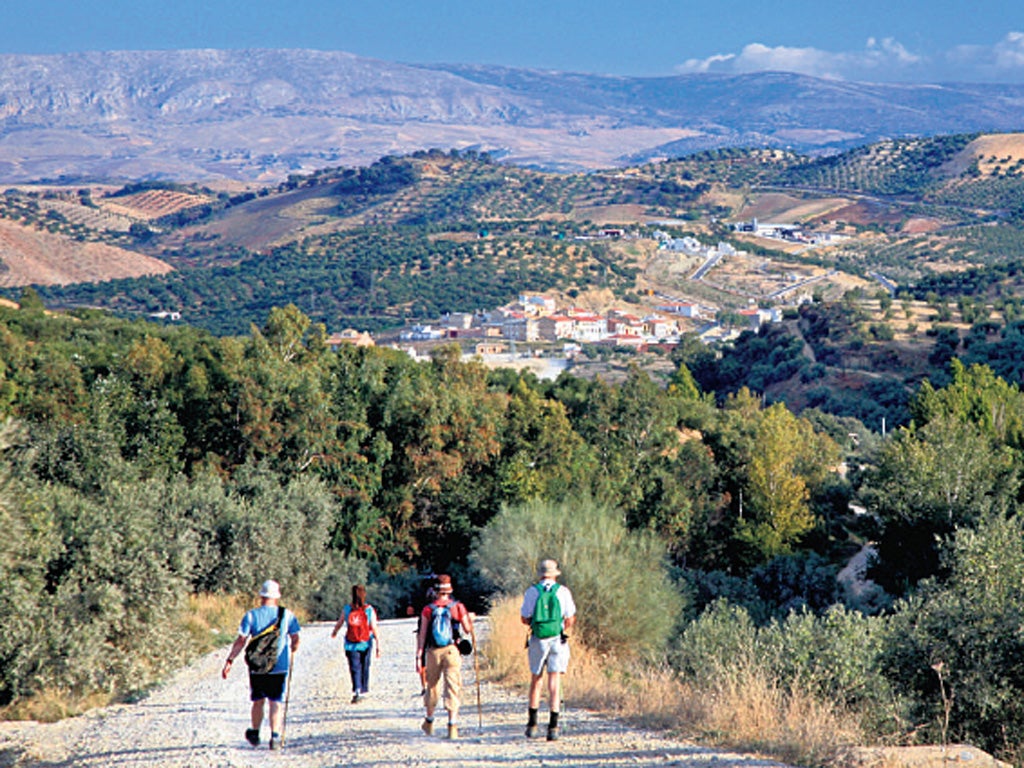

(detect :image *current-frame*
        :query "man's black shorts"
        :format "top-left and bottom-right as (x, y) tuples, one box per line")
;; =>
(249, 672), (287, 702)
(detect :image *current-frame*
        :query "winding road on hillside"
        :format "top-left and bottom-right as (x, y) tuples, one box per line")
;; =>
(1, 618), (790, 768)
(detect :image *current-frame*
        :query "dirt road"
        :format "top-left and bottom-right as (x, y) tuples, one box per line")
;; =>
(1, 618), (788, 768)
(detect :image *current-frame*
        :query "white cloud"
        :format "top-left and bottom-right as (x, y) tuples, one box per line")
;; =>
(677, 33), (1024, 83)
(938, 32), (1024, 81)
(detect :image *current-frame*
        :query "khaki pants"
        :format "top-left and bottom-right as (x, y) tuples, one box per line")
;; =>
(424, 644), (462, 718)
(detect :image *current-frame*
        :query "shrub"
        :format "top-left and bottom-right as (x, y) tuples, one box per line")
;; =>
(205, 465), (335, 601)
(879, 513), (1024, 758)
(671, 600), (868, 763)
(0, 479), (187, 703)
(472, 495), (684, 657)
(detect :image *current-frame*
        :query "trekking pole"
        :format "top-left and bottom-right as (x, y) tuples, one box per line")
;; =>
(471, 625), (482, 731)
(281, 652), (295, 746)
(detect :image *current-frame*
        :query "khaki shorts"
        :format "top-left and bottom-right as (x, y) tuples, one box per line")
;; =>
(424, 644), (462, 715)
(528, 635), (570, 675)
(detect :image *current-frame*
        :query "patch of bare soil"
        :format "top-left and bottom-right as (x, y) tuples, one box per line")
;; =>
(900, 217), (947, 234)
(951, 133), (1024, 177)
(817, 200), (905, 226)
(0, 219), (172, 287)
(738, 193), (852, 223)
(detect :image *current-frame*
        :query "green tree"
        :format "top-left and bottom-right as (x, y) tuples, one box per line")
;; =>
(496, 379), (594, 505)
(911, 359), (1024, 451)
(736, 403), (818, 560)
(881, 514), (1024, 758)
(861, 414), (1019, 592)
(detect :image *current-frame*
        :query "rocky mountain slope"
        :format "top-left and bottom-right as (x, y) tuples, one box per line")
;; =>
(4, 49), (1024, 182)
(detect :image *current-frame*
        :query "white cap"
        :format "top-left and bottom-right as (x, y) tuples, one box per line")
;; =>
(259, 580), (281, 599)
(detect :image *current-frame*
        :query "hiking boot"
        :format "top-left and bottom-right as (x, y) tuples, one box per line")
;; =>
(447, 723), (459, 740)
(525, 724), (537, 738)
(269, 733), (281, 750)
(546, 725), (560, 741)
(351, 693), (361, 704)
(421, 718), (434, 736)
(245, 728), (260, 746)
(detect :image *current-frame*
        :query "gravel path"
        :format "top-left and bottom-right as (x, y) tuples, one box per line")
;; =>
(1, 618), (790, 768)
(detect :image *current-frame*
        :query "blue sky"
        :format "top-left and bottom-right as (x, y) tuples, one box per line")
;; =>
(3, 0), (1024, 82)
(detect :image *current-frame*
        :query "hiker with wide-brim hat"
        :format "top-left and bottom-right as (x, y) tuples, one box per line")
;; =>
(415, 574), (474, 740)
(520, 559), (576, 741)
(221, 580), (301, 751)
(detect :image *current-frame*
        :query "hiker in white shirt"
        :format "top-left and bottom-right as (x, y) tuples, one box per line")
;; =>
(520, 559), (576, 742)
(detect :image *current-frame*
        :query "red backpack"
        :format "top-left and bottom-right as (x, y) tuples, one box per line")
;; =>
(346, 605), (372, 643)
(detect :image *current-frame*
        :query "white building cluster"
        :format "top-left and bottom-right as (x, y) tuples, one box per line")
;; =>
(656, 232), (738, 258)
(424, 293), (690, 349)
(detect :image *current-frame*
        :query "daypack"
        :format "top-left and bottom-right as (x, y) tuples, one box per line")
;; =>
(244, 606), (285, 673)
(531, 583), (562, 639)
(346, 605), (372, 644)
(428, 601), (459, 648)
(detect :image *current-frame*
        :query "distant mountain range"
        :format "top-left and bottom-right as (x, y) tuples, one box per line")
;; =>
(3, 49), (1024, 183)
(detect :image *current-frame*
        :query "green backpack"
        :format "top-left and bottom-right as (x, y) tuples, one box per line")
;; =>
(530, 583), (562, 639)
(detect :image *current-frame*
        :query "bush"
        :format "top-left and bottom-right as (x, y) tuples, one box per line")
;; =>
(472, 496), (684, 657)
(0, 479), (187, 703)
(673, 599), (896, 741)
(879, 513), (1024, 758)
(203, 465), (335, 601)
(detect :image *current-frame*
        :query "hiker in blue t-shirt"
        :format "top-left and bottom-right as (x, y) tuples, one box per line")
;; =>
(221, 579), (301, 751)
(520, 559), (576, 742)
(331, 584), (381, 703)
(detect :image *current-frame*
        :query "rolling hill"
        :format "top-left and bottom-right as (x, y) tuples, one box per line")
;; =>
(0, 133), (1018, 335)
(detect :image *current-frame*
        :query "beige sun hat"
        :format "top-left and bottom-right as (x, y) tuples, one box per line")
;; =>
(538, 559), (561, 579)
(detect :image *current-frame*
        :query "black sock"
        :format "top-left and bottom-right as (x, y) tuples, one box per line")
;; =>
(527, 707), (538, 727)
(549, 712), (559, 729)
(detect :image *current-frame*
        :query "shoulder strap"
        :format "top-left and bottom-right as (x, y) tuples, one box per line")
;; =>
(251, 606), (286, 640)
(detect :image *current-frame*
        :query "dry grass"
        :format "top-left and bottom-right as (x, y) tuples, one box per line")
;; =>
(1, 688), (114, 723)
(957, 133), (1024, 177)
(483, 596), (863, 768)
(182, 592), (256, 655)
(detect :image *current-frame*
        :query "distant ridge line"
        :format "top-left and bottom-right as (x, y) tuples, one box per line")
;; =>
(2, 49), (1024, 183)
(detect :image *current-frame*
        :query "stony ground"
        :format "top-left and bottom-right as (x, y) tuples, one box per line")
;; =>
(0, 618), (790, 768)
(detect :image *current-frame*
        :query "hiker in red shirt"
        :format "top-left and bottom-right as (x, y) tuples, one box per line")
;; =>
(415, 574), (473, 739)
(331, 584), (381, 703)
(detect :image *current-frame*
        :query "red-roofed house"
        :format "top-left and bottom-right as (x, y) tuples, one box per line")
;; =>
(538, 315), (576, 341)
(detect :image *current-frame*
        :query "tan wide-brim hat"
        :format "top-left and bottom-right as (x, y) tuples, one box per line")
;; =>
(538, 559), (561, 579)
